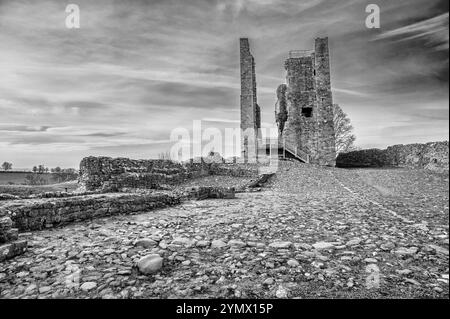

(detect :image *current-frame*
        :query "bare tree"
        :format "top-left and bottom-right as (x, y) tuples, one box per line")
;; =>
(333, 104), (356, 155)
(1, 162), (12, 171)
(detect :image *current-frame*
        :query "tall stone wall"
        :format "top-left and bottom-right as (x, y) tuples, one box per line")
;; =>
(336, 141), (449, 172)
(275, 37), (336, 166)
(314, 38), (336, 166)
(240, 38), (260, 162)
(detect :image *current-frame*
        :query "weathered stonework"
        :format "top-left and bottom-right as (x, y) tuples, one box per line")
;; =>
(240, 38), (261, 162)
(0, 155), (265, 262)
(79, 156), (259, 192)
(186, 186), (235, 200)
(78, 157), (203, 192)
(336, 141), (449, 172)
(275, 38), (336, 166)
(0, 216), (27, 262)
(0, 192), (182, 232)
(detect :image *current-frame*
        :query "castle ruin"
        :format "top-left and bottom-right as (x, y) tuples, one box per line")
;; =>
(240, 37), (336, 166)
(275, 38), (336, 166)
(240, 38), (261, 162)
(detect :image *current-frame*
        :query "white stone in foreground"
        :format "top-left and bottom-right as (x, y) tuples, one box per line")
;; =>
(312, 242), (335, 250)
(80, 282), (97, 291)
(137, 254), (163, 274)
(268, 241), (292, 249)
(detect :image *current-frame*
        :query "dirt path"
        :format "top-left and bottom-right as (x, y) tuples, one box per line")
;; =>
(0, 162), (448, 298)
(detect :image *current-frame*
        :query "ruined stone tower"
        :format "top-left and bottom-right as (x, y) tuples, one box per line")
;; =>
(275, 37), (336, 166)
(240, 38), (261, 162)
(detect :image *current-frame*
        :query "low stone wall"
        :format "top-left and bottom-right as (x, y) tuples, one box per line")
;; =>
(78, 157), (204, 191)
(0, 156), (261, 262)
(79, 156), (259, 191)
(336, 141), (449, 172)
(0, 216), (27, 262)
(0, 192), (182, 232)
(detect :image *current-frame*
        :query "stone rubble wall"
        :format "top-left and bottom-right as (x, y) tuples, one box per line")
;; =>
(78, 157), (205, 191)
(240, 38), (260, 162)
(336, 141), (449, 172)
(78, 156), (259, 192)
(0, 192), (182, 232)
(0, 216), (27, 262)
(0, 156), (261, 262)
(276, 38), (336, 166)
(185, 187), (235, 200)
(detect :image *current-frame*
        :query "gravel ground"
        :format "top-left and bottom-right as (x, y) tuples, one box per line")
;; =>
(177, 175), (254, 191)
(0, 161), (448, 299)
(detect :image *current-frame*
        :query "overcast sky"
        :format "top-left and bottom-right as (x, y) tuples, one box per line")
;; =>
(0, 0), (448, 168)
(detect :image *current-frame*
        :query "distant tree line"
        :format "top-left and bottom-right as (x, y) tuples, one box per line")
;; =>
(1, 162), (12, 171)
(24, 165), (78, 185)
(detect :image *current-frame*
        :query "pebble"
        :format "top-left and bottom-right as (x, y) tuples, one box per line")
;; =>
(80, 282), (97, 291)
(228, 240), (246, 247)
(269, 241), (292, 249)
(211, 240), (227, 249)
(287, 259), (300, 267)
(38, 286), (51, 294)
(365, 264), (380, 289)
(195, 240), (210, 248)
(137, 254), (164, 274)
(364, 258), (378, 263)
(135, 239), (158, 248)
(394, 247), (419, 256)
(396, 269), (412, 275)
(346, 238), (362, 246)
(275, 285), (288, 298)
(263, 278), (274, 285)
(312, 242), (335, 250)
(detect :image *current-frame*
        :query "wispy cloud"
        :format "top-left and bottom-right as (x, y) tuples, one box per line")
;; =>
(0, 125), (52, 132)
(373, 13), (449, 51)
(0, 0), (447, 167)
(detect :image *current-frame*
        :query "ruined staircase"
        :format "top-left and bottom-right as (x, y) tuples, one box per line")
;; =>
(282, 145), (310, 163)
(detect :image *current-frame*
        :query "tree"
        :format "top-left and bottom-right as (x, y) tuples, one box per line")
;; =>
(51, 167), (62, 173)
(333, 104), (356, 155)
(1, 162), (12, 171)
(32, 166), (38, 173)
(52, 167), (78, 183)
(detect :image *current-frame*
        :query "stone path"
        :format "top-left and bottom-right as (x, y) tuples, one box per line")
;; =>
(0, 161), (448, 298)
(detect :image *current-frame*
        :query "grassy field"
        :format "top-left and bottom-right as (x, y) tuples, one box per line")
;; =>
(0, 180), (79, 196)
(0, 171), (79, 196)
(0, 172), (59, 185)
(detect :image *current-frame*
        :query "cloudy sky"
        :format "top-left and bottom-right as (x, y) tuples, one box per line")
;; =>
(0, 0), (448, 168)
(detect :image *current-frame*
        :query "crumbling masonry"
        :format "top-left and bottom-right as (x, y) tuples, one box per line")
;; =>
(275, 38), (336, 166)
(240, 38), (261, 162)
(275, 37), (336, 166)
(240, 37), (336, 166)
